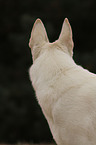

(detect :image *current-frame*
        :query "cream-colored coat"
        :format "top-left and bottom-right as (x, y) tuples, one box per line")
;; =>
(29, 18), (96, 145)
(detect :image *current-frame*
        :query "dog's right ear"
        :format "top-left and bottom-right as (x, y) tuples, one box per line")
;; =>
(29, 19), (49, 60)
(58, 18), (74, 56)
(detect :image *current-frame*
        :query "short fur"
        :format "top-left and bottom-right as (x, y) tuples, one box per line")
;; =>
(29, 18), (96, 145)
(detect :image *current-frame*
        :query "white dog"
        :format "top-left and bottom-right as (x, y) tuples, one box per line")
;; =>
(29, 18), (96, 145)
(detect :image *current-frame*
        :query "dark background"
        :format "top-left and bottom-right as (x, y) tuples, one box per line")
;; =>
(0, 0), (96, 144)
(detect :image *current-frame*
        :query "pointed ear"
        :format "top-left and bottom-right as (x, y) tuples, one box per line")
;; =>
(29, 19), (49, 61)
(58, 18), (74, 55)
(29, 18), (49, 49)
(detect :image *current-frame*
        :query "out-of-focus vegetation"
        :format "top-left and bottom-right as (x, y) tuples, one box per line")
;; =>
(0, 144), (55, 145)
(0, 0), (96, 144)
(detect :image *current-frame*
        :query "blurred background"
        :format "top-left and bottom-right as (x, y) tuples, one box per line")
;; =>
(0, 0), (96, 144)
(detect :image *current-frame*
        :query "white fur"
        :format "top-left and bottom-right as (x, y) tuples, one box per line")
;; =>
(29, 18), (96, 145)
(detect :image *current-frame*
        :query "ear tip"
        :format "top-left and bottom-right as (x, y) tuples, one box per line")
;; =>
(65, 18), (68, 21)
(64, 18), (70, 24)
(34, 18), (43, 25)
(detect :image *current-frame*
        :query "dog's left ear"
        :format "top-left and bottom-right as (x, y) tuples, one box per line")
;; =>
(58, 18), (74, 56)
(29, 18), (49, 61)
(29, 19), (49, 48)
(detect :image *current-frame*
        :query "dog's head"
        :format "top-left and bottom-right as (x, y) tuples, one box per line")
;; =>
(29, 18), (74, 62)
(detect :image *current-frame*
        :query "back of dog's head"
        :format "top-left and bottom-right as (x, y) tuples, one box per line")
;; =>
(29, 18), (74, 62)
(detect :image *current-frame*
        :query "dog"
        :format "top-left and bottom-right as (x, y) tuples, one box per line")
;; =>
(29, 18), (96, 145)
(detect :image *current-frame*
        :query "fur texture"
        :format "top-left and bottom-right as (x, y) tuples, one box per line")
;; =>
(29, 18), (96, 145)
